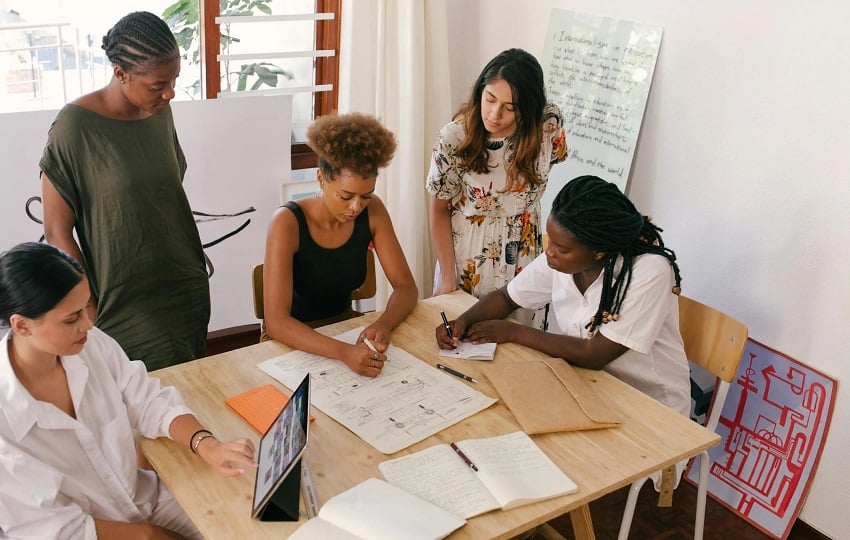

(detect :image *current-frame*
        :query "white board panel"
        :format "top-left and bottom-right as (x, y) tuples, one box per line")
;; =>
(540, 9), (662, 222)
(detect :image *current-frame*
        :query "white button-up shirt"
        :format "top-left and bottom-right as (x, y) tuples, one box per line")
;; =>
(0, 327), (193, 539)
(507, 253), (691, 416)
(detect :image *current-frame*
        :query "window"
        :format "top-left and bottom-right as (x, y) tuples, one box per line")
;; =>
(0, 0), (340, 168)
(200, 0), (340, 168)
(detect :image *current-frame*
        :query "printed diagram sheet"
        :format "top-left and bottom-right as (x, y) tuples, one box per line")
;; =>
(257, 328), (497, 454)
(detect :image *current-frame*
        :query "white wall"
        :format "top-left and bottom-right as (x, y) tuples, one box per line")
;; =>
(445, 1), (849, 536)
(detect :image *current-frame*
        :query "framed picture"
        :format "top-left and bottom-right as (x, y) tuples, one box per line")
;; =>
(280, 179), (318, 203)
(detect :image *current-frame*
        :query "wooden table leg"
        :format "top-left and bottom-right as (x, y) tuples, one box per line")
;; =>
(569, 504), (596, 540)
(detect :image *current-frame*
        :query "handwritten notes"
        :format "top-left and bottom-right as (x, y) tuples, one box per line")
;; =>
(540, 10), (662, 222)
(257, 327), (496, 454)
(438, 341), (497, 361)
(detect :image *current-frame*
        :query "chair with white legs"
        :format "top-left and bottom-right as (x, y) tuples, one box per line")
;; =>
(617, 295), (748, 540)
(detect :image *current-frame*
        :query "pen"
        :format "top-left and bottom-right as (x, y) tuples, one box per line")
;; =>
(300, 461), (320, 518)
(436, 363), (478, 383)
(450, 441), (479, 472)
(363, 338), (387, 361)
(440, 310), (456, 349)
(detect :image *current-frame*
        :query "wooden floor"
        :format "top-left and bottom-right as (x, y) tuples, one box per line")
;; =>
(543, 480), (827, 540)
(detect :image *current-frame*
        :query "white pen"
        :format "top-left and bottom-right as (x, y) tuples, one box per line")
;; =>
(362, 338), (387, 361)
(300, 461), (320, 518)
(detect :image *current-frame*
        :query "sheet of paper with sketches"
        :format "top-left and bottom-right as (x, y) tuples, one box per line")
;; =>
(438, 341), (497, 361)
(257, 327), (497, 454)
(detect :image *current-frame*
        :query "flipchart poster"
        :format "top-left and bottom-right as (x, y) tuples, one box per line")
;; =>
(540, 9), (662, 223)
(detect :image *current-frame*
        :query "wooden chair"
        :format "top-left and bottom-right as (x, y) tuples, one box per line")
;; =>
(617, 295), (748, 540)
(251, 249), (377, 320)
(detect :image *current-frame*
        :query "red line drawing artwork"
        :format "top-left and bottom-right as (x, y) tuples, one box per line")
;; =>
(686, 338), (837, 539)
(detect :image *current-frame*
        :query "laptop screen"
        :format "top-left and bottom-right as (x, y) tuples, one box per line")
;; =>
(251, 374), (310, 517)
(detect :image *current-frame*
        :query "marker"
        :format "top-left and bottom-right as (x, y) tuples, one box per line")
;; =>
(440, 310), (456, 349)
(436, 363), (478, 383)
(450, 441), (479, 472)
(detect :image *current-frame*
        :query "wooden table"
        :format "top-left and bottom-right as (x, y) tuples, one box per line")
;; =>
(141, 291), (719, 539)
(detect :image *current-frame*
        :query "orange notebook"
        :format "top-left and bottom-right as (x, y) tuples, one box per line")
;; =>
(225, 384), (294, 434)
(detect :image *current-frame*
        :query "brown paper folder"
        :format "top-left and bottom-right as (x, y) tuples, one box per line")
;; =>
(486, 358), (621, 434)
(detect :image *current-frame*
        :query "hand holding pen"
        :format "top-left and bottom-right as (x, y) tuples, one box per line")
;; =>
(437, 310), (464, 350)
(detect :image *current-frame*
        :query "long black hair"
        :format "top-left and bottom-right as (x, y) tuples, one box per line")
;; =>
(550, 176), (682, 336)
(455, 48), (547, 190)
(0, 242), (85, 326)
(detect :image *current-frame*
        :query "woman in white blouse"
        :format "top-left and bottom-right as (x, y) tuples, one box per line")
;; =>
(0, 242), (256, 539)
(436, 175), (691, 417)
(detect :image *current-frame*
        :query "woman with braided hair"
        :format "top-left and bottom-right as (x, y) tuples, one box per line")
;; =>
(39, 11), (210, 371)
(436, 175), (691, 418)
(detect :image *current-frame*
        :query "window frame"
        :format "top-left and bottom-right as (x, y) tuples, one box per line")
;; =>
(200, 0), (341, 170)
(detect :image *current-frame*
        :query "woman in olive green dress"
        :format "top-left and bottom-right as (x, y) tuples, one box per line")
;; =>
(39, 11), (209, 370)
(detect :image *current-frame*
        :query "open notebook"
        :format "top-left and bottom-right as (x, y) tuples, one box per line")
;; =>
(379, 431), (577, 519)
(289, 478), (465, 539)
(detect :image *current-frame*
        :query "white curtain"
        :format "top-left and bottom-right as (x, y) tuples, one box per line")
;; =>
(339, 0), (453, 308)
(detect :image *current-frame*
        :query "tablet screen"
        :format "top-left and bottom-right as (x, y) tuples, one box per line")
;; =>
(251, 374), (310, 517)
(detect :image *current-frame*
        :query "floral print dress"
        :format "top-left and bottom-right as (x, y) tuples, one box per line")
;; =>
(427, 102), (567, 326)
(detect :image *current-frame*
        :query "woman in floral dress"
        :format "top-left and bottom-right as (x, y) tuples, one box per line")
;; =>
(427, 48), (567, 326)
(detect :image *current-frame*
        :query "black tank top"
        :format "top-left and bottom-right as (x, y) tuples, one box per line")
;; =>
(284, 201), (372, 322)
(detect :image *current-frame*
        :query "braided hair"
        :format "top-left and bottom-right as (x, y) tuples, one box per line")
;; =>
(550, 175), (682, 337)
(101, 11), (178, 73)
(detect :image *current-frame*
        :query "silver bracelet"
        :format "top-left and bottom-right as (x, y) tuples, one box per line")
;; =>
(192, 432), (216, 454)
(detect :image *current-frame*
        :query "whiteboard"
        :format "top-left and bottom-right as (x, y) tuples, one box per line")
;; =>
(0, 95), (292, 332)
(173, 95), (291, 331)
(540, 9), (662, 223)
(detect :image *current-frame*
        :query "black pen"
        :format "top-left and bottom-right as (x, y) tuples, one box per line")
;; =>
(450, 441), (479, 472)
(440, 310), (456, 349)
(436, 363), (478, 383)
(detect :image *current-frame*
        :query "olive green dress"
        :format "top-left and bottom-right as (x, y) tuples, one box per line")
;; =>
(40, 104), (210, 370)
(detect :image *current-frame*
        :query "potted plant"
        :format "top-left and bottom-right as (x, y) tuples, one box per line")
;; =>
(162, 0), (294, 98)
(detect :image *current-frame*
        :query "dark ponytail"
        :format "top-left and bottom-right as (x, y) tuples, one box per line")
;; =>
(0, 242), (85, 325)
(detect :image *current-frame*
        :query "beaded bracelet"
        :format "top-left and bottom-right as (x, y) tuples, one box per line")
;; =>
(189, 429), (213, 454)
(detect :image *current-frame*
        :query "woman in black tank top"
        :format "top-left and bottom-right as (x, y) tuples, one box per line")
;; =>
(262, 113), (418, 377)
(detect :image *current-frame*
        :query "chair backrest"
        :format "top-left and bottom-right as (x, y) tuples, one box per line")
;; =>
(678, 295), (748, 430)
(252, 263), (265, 319)
(251, 249), (377, 320)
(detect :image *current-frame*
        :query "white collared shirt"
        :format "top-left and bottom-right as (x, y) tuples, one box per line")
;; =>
(507, 253), (691, 416)
(0, 327), (193, 539)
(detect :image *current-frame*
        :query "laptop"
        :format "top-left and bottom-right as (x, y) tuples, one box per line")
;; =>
(251, 373), (311, 519)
